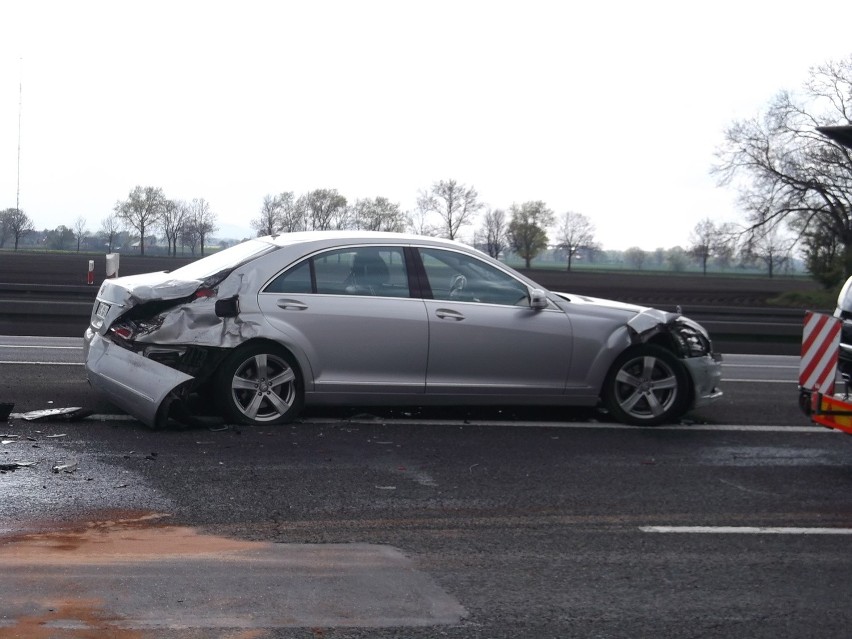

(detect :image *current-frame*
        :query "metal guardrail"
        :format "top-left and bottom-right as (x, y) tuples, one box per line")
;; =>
(0, 283), (814, 354)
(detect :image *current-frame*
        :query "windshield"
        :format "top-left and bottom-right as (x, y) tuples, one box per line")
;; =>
(168, 239), (277, 281)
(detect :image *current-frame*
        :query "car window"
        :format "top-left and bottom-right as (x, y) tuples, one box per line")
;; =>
(418, 248), (530, 306)
(265, 259), (312, 293)
(169, 239), (276, 281)
(265, 247), (410, 297)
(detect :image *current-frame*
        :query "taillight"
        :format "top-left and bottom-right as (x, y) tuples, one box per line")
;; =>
(194, 288), (217, 298)
(110, 325), (134, 340)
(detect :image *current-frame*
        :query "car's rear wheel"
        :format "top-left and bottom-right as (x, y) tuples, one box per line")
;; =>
(215, 343), (303, 425)
(602, 344), (690, 426)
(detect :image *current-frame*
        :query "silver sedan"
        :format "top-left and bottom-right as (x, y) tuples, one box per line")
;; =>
(83, 231), (722, 428)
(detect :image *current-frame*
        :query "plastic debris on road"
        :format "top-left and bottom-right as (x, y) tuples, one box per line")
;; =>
(13, 407), (93, 422)
(52, 458), (78, 474)
(0, 461), (36, 472)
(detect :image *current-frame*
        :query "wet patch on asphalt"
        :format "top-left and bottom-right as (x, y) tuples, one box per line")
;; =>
(0, 512), (466, 636)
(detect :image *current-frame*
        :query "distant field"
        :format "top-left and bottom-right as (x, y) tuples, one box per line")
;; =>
(0, 250), (823, 309)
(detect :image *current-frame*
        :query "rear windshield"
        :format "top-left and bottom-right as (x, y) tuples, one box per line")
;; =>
(168, 239), (277, 280)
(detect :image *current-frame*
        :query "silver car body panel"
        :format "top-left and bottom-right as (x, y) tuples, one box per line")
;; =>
(553, 290), (722, 407)
(258, 293), (429, 395)
(838, 276), (852, 314)
(84, 329), (193, 428)
(684, 355), (724, 408)
(82, 231), (723, 425)
(422, 300), (573, 396)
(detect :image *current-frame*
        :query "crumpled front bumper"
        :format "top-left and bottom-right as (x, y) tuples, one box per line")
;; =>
(84, 329), (193, 428)
(684, 353), (724, 409)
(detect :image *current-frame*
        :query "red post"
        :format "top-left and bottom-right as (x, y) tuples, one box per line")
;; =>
(87, 260), (95, 285)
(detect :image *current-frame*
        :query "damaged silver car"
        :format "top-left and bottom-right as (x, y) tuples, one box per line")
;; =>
(83, 231), (723, 429)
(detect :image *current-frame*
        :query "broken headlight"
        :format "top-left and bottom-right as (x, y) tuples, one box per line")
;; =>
(670, 319), (712, 358)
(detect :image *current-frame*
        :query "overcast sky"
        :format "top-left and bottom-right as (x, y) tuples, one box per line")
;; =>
(2, 1), (852, 250)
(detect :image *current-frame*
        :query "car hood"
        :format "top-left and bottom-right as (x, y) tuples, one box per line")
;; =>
(553, 291), (680, 338)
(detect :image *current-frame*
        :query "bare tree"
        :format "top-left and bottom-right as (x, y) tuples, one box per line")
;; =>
(100, 214), (122, 252)
(555, 211), (596, 271)
(252, 194), (282, 236)
(50, 225), (75, 251)
(350, 197), (406, 232)
(624, 247), (647, 270)
(276, 192), (303, 232)
(180, 223), (201, 256)
(689, 218), (717, 275)
(115, 186), (165, 256)
(1, 208), (34, 250)
(740, 223), (796, 277)
(688, 218), (736, 275)
(507, 201), (554, 268)
(475, 208), (508, 258)
(0, 210), (12, 248)
(298, 189), (347, 230)
(406, 208), (439, 237)
(160, 199), (190, 256)
(713, 55), (852, 285)
(667, 246), (689, 272)
(417, 179), (483, 240)
(72, 216), (88, 253)
(188, 198), (217, 256)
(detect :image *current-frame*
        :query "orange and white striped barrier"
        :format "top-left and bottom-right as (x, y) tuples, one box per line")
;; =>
(799, 311), (841, 394)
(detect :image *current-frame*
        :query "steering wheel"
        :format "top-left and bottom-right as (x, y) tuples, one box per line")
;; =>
(449, 274), (467, 298)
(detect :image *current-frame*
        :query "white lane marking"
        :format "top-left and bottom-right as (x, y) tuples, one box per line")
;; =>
(723, 378), (794, 384)
(49, 415), (832, 432)
(724, 364), (798, 369)
(641, 526), (852, 535)
(0, 361), (83, 366)
(0, 345), (82, 350)
(298, 418), (827, 433)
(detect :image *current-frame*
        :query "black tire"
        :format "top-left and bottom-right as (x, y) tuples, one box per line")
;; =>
(798, 389), (813, 417)
(602, 344), (690, 426)
(215, 342), (304, 426)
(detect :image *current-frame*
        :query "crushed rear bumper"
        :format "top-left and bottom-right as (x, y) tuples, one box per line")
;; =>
(83, 329), (193, 428)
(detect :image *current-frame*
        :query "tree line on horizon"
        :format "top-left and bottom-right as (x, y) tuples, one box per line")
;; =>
(8, 47), (852, 283)
(0, 182), (799, 277)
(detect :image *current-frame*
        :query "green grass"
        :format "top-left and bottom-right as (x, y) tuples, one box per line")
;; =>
(768, 288), (840, 309)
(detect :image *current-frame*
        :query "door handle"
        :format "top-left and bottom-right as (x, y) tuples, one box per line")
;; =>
(277, 299), (309, 310)
(435, 308), (465, 321)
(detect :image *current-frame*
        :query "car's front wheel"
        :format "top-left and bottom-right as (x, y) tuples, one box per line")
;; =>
(602, 344), (690, 426)
(215, 343), (303, 426)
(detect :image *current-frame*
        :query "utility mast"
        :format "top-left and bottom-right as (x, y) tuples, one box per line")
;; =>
(16, 57), (22, 214)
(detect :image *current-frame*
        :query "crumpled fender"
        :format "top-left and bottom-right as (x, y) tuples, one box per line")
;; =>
(626, 308), (680, 341)
(124, 271), (264, 348)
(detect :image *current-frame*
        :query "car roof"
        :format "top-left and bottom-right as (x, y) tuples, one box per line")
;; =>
(260, 230), (468, 250)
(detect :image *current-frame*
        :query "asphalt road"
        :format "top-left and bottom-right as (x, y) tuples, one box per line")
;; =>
(3, 337), (852, 638)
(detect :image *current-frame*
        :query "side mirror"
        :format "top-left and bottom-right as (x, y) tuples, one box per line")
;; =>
(529, 288), (549, 310)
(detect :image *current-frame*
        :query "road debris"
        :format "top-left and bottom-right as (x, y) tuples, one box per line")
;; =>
(0, 461), (36, 472)
(15, 407), (93, 422)
(52, 458), (78, 474)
